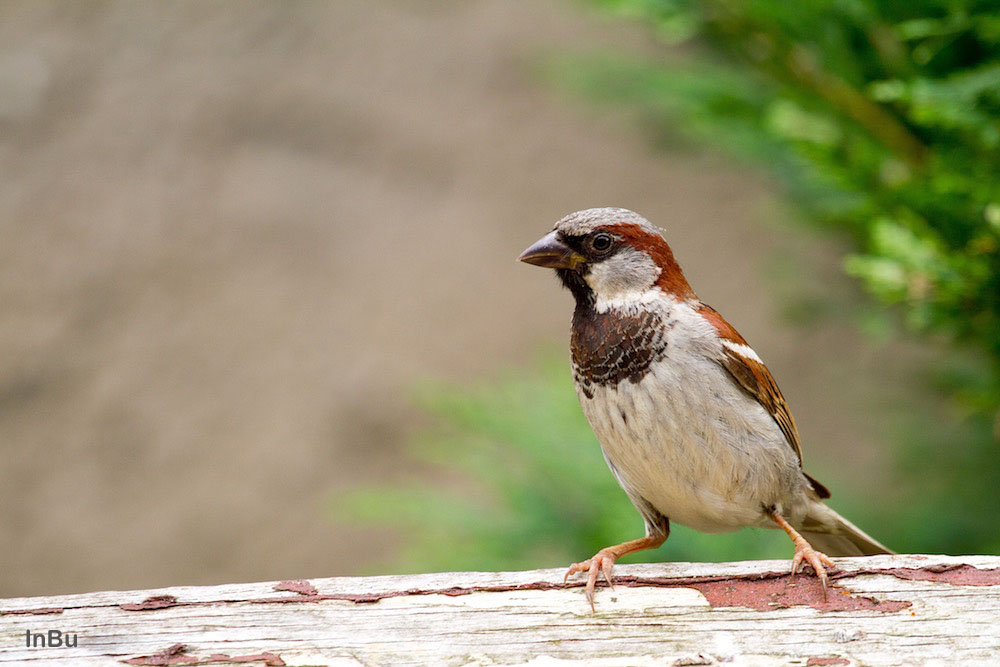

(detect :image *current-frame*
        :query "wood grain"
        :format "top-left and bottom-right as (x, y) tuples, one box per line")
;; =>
(1, 555), (998, 666)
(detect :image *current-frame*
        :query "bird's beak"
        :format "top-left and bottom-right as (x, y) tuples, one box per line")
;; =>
(517, 231), (585, 270)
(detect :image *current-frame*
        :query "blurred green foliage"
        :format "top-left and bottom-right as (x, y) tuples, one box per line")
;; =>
(338, 0), (1000, 569)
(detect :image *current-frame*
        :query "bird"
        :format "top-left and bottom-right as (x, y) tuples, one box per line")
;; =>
(518, 207), (892, 609)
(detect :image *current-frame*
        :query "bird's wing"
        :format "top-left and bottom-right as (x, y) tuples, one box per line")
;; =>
(696, 303), (831, 498)
(717, 343), (802, 462)
(719, 344), (832, 499)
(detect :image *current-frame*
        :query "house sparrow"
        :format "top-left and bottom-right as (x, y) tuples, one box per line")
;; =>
(519, 207), (891, 609)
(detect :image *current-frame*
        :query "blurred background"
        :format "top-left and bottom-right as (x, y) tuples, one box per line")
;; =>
(2, 0), (997, 598)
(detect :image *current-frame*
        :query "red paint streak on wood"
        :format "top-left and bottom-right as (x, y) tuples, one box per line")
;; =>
(875, 564), (1000, 586)
(0, 606), (63, 616)
(689, 577), (908, 613)
(122, 643), (189, 665)
(806, 659), (850, 666)
(120, 595), (180, 611)
(614, 573), (910, 613)
(249, 595), (324, 604)
(17, 563), (982, 620)
(248, 583), (568, 605)
(273, 579), (318, 596)
(123, 643), (285, 666)
(199, 653), (285, 666)
(247, 574), (911, 611)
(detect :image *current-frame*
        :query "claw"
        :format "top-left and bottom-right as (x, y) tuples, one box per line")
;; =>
(769, 510), (839, 601)
(601, 557), (615, 589)
(791, 543), (837, 600)
(564, 548), (618, 611)
(562, 534), (668, 610)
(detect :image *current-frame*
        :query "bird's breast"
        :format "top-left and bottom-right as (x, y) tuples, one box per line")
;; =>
(571, 300), (804, 532)
(570, 304), (668, 399)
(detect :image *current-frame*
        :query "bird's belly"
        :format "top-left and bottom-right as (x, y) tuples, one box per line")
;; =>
(578, 355), (805, 533)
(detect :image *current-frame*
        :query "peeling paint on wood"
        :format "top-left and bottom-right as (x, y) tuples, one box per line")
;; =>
(271, 580), (317, 597)
(121, 643), (286, 666)
(0, 607), (64, 616)
(0, 555), (997, 666)
(119, 595), (180, 612)
(851, 563), (1000, 586)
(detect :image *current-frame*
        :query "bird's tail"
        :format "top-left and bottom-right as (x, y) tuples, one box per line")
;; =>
(802, 504), (894, 556)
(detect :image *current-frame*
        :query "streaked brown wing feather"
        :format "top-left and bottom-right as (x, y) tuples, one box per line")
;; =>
(719, 347), (831, 499)
(720, 346), (802, 462)
(696, 303), (830, 498)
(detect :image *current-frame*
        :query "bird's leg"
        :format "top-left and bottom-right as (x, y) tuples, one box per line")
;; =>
(769, 509), (836, 600)
(564, 533), (666, 611)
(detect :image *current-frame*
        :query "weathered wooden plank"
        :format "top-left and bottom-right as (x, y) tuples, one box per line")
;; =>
(1, 555), (998, 666)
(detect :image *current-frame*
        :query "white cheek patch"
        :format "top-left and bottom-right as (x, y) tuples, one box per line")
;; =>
(585, 248), (662, 313)
(721, 340), (762, 363)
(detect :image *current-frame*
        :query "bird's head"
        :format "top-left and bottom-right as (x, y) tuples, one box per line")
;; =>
(518, 207), (694, 310)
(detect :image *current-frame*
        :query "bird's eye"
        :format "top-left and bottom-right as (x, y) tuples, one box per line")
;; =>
(591, 233), (614, 253)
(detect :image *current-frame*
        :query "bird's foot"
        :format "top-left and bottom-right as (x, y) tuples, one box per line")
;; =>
(790, 543), (836, 599)
(564, 548), (618, 611)
(769, 509), (837, 601)
(562, 533), (667, 611)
